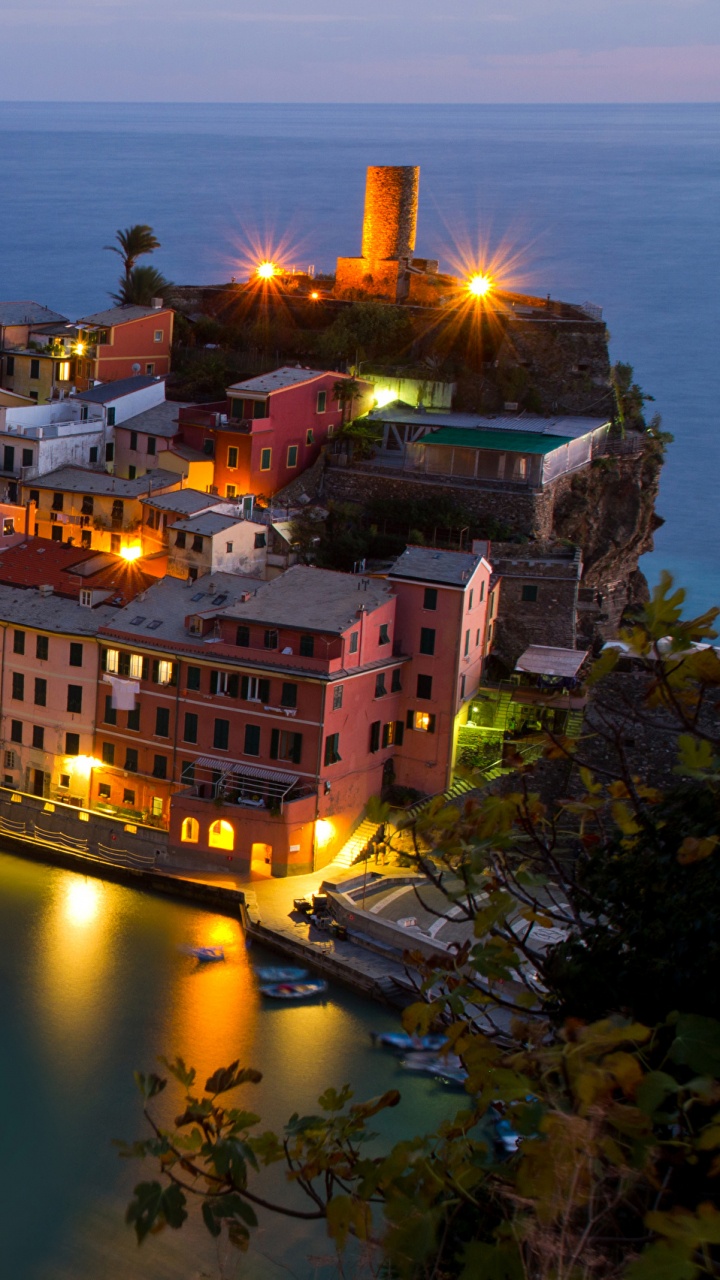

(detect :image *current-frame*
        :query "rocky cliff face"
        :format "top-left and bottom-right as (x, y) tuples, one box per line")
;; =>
(552, 437), (664, 640)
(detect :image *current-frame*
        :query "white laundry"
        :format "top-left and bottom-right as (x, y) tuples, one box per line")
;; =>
(105, 675), (140, 710)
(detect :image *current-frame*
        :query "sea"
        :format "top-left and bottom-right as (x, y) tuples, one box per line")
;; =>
(0, 102), (717, 613)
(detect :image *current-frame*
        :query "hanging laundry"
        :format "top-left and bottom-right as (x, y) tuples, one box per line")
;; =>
(104, 675), (140, 710)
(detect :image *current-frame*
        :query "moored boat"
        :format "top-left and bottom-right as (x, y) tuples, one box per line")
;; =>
(372, 1031), (447, 1053)
(259, 979), (328, 1000)
(186, 945), (225, 963)
(255, 966), (309, 983)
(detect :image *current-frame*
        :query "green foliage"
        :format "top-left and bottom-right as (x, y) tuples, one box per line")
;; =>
(316, 301), (413, 362)
(104, 223), (161, 281)
(113, 265), (172, 306)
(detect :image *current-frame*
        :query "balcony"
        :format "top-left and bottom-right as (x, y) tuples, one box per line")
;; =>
(187, 756), (316, 813)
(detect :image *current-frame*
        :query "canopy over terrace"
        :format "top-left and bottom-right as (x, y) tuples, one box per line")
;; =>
(192, 756), (302, 808)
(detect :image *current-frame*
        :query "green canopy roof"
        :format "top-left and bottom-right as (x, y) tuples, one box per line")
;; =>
(422, 428), (574, 455)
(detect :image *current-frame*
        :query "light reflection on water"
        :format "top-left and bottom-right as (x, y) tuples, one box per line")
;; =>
(0, 853), (456, 1280)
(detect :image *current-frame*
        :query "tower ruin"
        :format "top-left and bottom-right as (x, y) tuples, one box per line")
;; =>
(335, 165), (436, 302)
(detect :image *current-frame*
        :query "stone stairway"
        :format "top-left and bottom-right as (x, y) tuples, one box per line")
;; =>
(331, 817), (385, 869)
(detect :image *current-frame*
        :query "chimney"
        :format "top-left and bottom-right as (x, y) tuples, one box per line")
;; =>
(150, 297), (163, 310)
(38, 584), (53, 597)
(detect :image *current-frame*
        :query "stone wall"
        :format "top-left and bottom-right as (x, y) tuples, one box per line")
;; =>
(489, 542), (583, 663)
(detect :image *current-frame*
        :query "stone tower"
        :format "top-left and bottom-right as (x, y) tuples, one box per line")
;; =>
(361, 166), (419, 263)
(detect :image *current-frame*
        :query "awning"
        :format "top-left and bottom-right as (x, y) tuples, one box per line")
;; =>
(515, 645), (588, 679)
(193, 756), (299, 799)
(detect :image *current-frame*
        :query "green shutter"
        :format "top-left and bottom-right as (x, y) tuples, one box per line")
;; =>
(228, 674), (239, 698)
(240, 675), (248, 699)
(292, 733), (302, 765)
(270, 729), (279, 760)
(259, 679), (270, 703)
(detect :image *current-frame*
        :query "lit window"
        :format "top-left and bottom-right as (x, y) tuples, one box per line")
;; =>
(129, 653), (143, 679)
(157, 660), (173, 685)
(181, 816), (199, 843)
(152, 796), (163, 817)
(411, 711), (436, 734)
(209, 819), (234, 850)
(105, 648), (119, 673)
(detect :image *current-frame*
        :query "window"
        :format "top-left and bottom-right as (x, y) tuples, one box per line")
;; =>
(183, 713), (198, 743)
(281, 682), (297, 708)
(52, 526), (64, 544)
(416, 674), (433, 700)
(299, 634), (314, 658)
(152, 755), (167, 779)
(110, 535), (121, 554)
(175, 531), (186, 550)
(211, 670), (239, 697)
(460, 674), (466, 700)
(324, 733), (341, 765)
(521, 584), (538, 603)
(180, 762), (194, 787)
(419, 627), (435, 656)
(209, 819), (234, 851)
(34, 678), (47, 707)
(123, 788), (135, 805)
(104, 696), (117, 725)
(80, 587), (93, 606)
(81, 530), (92, 549)
(479, 580), (485, 602)
(5, 356), (14, 376)
(244, 723), (260, 756)
(305, 429), (314, 446)
(130, 431), (138, 451)
(316, 390), (327, 413)
(102, 742), (115, 766)
(423, 587), (437, 611)
(264, 629), (278, 650)
(211, 719), (229, 751)
(125, 747), (138, 771)
(226, 488), (236, 500)
(13, 630), (24, 655)
(67, 685), (82, 713)
(32, 725), (44, 750)
(379, 624), (390, 645)
(12, 672), (24, 701)
(468, 590), (474, 611)
(189, 535), (202, 554)
(408, 710), (436, 734)
(59, 773), (70, 788)
(36, 635), (48, 661)
(98, 784), (111, 800)
(21, 448), (32, 467)
(234, 626), (250, 649)
(369, 720), (381, 753)
(155, 707), (170, 737)
(241, 675), (269, 703)
(52, 491), (64, 512)
(333, 684), (343, 711)
(186, 665), (201, 690)
(10, 721), (22, 744)
(105, 648), (119, 674)
(253, 532), (266, 549)
(106, 408), (116, 428)
(65, 732), (80, 755)
(2, 520), (13, 539)
(375, 673), (386, 698)
(127, 707), (140, 732)
(151, 796), (163, 817)
(489, 592), (495, 620)
(128, 654), (144, 680)
(227, 446), (238, 469)
(146, 363), (155, 376)
(349, 631), (359, 655)
(391, 668), (402, 693)
(69, 642), (83, 667)
(382, 722), (396, 748)
(181, 817), (199, 843)
(270, 729), (303, 764)
(128, 466), (137, 480)
(147, 437), (156, 456)
(464, 630), (470, 657)
(156, 660), (174, 686)
(154, 329), (163, 343)
(286, 445), (298, 468)
(260, 448), (272, 471)
(30, 359), (40, 380)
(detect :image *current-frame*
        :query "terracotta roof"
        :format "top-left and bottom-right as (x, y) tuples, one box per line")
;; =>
(0, 537), (153, 606)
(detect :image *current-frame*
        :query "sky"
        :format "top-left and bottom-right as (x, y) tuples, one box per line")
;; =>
(0, 0), (718, 101)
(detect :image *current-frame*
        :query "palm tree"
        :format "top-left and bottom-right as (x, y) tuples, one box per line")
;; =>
(112, 265), (172, 307)
(104, 224), (161, 287)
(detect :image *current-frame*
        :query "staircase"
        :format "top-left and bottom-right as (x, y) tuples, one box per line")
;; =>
(331, 817), (384, 869)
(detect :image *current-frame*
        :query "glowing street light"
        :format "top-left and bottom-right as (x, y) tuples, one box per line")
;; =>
(256, 261), (278, 280)
(468, 273), (493, 298)
(120, 544), (142, 561)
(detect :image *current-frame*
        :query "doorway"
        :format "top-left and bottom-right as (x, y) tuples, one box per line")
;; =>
(31, 769), (45, 797)
(250, 842), (273, 877)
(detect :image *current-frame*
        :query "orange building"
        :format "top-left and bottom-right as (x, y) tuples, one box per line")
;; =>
(72, 304), (174, 390)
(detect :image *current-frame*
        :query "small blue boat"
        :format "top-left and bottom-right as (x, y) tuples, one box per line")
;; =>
(260, 980), (328, 1000)
(186, 945), (225, 963)
(255, 966), (308, 983)
(372, 1031), (447, 1053)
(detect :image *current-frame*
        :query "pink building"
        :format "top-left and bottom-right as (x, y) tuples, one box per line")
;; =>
(177, 367), (367, 499)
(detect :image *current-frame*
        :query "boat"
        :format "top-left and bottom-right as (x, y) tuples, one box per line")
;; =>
(372, 1031), (447, 1053)
(255, 966), (309, 983)
(259, 979), (328, 1000)
(186, 945), (225, 963)
(401, 1051), (468, 1088)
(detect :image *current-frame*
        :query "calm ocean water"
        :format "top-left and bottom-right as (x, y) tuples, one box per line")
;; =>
(0, 102), (717, 613)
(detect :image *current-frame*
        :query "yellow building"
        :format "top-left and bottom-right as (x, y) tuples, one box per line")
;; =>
(21, 466), (181, 556)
